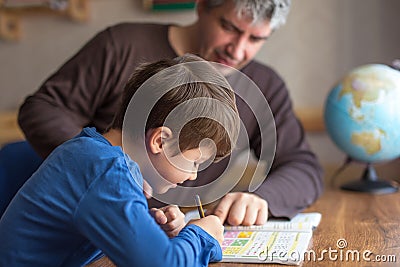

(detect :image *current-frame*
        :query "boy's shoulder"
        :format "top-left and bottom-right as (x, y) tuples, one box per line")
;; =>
(44, 128), (141, 186)
(51, 127), (122, 163)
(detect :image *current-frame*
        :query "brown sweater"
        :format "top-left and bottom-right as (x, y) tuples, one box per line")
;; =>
(18, 23), (323, 218)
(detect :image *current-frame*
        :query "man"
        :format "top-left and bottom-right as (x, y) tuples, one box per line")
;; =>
(18, 0), (323, 225)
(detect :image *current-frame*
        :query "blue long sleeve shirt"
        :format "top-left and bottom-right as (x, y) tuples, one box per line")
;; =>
(0, 127), (221, 266)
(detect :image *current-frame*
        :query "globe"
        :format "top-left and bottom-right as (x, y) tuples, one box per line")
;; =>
(324, 64), (400, 163)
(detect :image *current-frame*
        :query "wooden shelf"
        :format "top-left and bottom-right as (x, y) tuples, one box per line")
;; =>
(0, 9), (21, 41)
(295, 107), (325, 132)
(0, 107), (325, 147)
(142, 0), (196, 11)
(0, 0), (89, 41)
(0, 111), (24, 146)
(67, 0), (90, 22)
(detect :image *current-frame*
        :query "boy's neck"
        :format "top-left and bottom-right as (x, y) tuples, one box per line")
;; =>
(103, 129), (122, 147)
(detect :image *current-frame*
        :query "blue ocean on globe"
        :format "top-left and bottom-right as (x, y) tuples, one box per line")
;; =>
(324, 64), (400, 163)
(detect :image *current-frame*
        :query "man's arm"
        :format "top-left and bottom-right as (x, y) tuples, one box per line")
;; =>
(18, 28), (119, 158)
(252, 73), (324, 219)
(209, 63), (323, 223)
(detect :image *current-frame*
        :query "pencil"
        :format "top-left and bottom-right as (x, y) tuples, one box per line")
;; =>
(194, 194), (205, 218)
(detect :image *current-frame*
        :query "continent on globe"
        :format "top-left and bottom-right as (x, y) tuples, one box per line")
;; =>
(351, 130), (384, 155)
(324, 64), (400, 163)
(339, 68), (398, 108)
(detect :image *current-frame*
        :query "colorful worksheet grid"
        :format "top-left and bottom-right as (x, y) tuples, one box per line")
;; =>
(222, 230), (301, 260)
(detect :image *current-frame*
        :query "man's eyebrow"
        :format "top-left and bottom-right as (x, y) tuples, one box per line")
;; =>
(220, 17), (269, 41)
(220, 17), (243, 34)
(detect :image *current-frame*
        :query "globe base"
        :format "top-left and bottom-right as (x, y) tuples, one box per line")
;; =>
(340, 164), (398, 194)
(341, 180), (398, 194)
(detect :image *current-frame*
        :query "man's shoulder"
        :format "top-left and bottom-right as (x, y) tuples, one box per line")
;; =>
(94, 22), (170, 51)
(105, 22), (169, 35)
(241, 60), (285, 89)
(242, 60), (282, 79)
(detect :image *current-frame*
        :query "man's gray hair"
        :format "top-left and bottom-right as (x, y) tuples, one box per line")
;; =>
(206, 0), (291, 30)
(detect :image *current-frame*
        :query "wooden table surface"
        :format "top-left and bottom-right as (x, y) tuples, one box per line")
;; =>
(87, 186), (400, 267)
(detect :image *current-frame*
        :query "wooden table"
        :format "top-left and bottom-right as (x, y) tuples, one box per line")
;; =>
(287, 188), (400, 266)
(87, 186), (400, 266)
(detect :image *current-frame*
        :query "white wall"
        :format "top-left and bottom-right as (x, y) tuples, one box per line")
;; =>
(0, 0), (196, 109)
(0, 0), (399, 165)
(262, 0), (399, 108)
(261, 0), (399, 165)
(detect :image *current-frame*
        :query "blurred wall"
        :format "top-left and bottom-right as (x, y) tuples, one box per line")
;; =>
(0, 0), (399, 166)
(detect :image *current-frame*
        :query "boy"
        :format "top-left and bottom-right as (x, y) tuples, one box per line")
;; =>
(0, 54), (240, 266)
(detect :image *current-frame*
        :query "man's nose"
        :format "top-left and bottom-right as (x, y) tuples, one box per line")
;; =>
(226, 36), (246, 61)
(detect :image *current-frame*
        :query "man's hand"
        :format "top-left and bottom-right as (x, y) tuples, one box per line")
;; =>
(207, 192), (268, 226)
(150, 205), (185, 237)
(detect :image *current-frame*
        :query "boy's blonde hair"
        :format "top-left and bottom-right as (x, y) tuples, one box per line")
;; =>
(111, 54), (239, 161)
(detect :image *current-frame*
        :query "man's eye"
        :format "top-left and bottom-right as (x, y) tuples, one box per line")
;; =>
(221, 22), (235, 32)
(250, 36), (265, 43)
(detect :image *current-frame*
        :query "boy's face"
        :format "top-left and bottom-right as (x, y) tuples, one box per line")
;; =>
(149, 146), (213, 194)
(196, 0), (272, 70)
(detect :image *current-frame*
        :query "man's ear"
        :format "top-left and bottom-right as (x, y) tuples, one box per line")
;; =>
(146, 127), (173, 154)
(196, 0), (207, 16)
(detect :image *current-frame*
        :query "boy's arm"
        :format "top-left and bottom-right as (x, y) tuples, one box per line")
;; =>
(74, 170), (221, 267)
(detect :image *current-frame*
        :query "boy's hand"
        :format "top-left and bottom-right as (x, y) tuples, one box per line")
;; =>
(150, 205), (185, 237)
(188, 215), (224, 245)
(206, 192), (268, 226)
(143, 180), (153, 199)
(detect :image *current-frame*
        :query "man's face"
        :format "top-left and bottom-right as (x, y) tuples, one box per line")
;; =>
(196, 0), (272, 70)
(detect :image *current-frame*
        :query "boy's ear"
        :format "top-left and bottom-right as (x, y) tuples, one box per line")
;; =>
(147, 127), (173, 154)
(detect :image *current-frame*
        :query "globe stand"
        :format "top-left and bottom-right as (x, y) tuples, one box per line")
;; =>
(341, 163), (398, 194)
